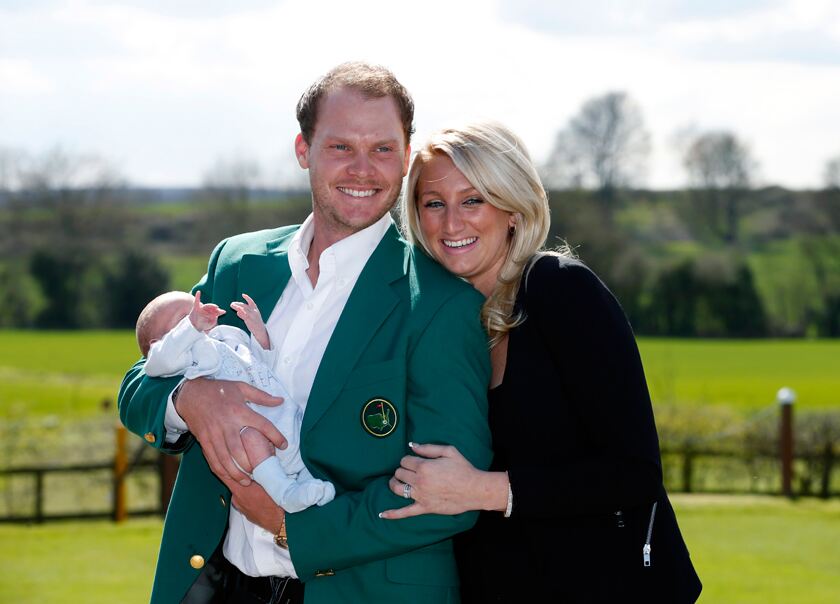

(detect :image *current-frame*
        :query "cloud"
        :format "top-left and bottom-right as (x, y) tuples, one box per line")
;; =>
(0, 59), (54, 94)
(1, 0), (839, 187)
(498, 0), (784, 35)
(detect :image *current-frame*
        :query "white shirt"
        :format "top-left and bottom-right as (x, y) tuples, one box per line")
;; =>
(165, 212), (392, 578)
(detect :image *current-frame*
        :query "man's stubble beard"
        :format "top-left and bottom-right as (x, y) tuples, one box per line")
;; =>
(310, 179), (402, 238)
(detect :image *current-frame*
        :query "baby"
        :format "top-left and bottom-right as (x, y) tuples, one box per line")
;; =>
(135, 290), (334, 513)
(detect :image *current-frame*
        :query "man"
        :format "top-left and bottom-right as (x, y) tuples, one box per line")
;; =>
(119, 62), (493, 603)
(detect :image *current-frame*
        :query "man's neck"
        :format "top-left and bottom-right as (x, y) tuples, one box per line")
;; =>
(305, 225), (349, 288)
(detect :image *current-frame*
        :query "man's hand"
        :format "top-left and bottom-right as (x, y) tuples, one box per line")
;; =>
(189, 290), (226, 332)
(221, 474), (285, 534)
(175, 377), (286, 485)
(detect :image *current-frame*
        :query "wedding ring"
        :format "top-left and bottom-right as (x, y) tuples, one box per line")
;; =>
(402, 483), (412, 499)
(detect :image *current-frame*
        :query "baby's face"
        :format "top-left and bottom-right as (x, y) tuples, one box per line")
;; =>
(148, 299), (193, 345)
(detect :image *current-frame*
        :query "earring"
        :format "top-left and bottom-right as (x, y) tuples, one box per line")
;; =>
(508, 225), (516, 236)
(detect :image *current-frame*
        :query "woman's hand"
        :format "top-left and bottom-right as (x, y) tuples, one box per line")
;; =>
(380, 443), (508, 519)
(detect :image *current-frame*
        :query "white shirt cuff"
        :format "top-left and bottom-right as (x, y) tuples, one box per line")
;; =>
(163, 379), (189, 443)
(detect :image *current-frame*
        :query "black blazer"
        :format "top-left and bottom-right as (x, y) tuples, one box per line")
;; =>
(455, 256), (702, 603)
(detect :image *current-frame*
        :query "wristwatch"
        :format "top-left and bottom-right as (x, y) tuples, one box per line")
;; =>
(274, 514), (288, 549)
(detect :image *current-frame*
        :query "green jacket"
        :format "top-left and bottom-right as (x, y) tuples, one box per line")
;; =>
(118, 223), (493, 603)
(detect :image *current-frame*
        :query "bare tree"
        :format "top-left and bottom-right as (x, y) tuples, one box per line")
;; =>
(824, 155), (840, 190)
(200, 155), (263, 239)
(203, 155), (262, 200)
(0, 146), (25, 192)
(543, 91), (650, 199)
(681, 130), (756, 244)
(1, 147), (127, 254)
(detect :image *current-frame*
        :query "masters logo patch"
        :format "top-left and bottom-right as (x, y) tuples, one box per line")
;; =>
(361, 398), (398, 437)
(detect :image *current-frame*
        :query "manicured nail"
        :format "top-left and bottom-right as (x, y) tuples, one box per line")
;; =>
(408, 442), (415, 448)
(378, 512), (383, 518)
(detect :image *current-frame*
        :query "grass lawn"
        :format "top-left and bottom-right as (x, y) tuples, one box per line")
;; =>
(638, 338), (840, 410)
(0, 518), (159, 604)
(0, 496), (837, 603)
(0, 330), (139, 417)
(673, 494), (840, 603)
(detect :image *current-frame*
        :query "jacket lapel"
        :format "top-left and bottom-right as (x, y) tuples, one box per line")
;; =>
(235, 231), (296, 324)
(301, 224), (408, 436)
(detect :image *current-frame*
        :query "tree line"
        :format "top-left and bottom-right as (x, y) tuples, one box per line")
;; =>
(1, 89), (839, 336)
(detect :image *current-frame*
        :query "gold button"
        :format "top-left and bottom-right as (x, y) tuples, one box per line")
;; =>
(144, 432), (156, 443)
(189, 555), (205, 569)
(219, 495), (226, 507)
(314, 569), (335, 577)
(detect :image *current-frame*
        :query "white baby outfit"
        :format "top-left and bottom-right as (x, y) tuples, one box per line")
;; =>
(145, 316), (335, 513)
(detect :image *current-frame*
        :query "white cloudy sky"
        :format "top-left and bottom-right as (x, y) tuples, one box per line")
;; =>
(2, 0), (840, 189)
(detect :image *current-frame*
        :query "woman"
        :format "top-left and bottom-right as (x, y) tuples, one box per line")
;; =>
(381, 122), (702, 602)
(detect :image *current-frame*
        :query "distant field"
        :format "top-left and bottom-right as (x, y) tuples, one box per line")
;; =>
(0, 332), (838, 417)
(0, 496), (837, 603)
(638, 338), (840, 410)
(159, 254), (208, 292)
(0, 331), (139, 417)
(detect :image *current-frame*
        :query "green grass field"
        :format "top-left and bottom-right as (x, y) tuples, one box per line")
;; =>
(1, 331), (837, 418)
(639, 338), (840, 410)
(0, 496), (837, 603)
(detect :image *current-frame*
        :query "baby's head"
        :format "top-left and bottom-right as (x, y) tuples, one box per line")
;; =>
(136, 291), (194, 357)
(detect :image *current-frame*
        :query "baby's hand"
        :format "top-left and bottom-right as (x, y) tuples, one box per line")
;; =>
(189, 291), (225, 332)
(231, 293), (271, 350)
(240, 426), (276, 468)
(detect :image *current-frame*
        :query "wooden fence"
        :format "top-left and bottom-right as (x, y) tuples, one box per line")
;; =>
(0, 425), (179, 523)
(1, 402), (837, 523)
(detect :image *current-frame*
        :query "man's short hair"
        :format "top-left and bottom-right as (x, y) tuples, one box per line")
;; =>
(296, 61), (415, 146)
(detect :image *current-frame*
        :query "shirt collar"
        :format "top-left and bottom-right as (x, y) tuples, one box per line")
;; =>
(287, 212), (393, 292)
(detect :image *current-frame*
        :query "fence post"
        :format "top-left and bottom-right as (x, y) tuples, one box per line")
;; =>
(820, 443), (834, 499)
(113, 424), (128, 522)
(777, 387), (796, 498)
(681, 449), (695, 493)
(34, 470), (44, 524)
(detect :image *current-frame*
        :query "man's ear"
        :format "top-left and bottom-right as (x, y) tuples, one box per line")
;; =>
(295, 133), (310, 169)
(402, 144), (411, 176)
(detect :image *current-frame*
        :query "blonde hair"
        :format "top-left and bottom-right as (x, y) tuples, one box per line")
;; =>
(401, 121), (562, 346)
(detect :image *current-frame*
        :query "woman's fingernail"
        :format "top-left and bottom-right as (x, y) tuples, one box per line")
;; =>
(408, 442), (415, 448)
(378, 512), (384, 518)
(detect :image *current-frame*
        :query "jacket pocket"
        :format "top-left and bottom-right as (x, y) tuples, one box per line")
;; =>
(344, 358), (406, 390)
(385, 542), (460, 586)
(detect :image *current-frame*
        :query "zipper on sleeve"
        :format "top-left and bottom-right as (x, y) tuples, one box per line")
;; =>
(643, 501), (658, 567)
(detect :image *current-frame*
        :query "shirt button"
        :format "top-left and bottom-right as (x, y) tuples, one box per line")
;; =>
(337, 278), (347, 287)
(283, 357), (292, 365)
(306, 302), (314, 310)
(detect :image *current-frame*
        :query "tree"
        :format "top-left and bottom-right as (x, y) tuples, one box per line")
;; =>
(824, 155), (840, 190)
(644, 256), (766, 337)
(544, 91), (650, 200)
(681, 130), (755, 244)
(105, 249), (171, 328)
(199, 156), (263, 240)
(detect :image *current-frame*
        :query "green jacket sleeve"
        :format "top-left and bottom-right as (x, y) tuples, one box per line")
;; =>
(285, 288), (493, 580)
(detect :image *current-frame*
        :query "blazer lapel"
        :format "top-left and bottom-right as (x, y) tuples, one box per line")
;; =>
(235, 231), (296, 324)
(301, 224), (408, 436)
